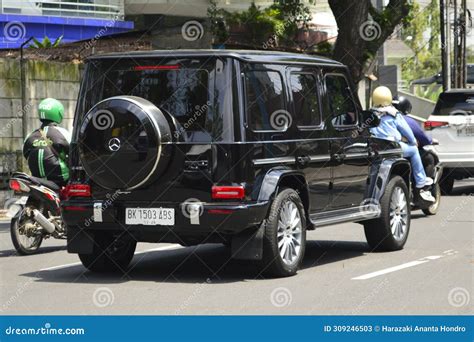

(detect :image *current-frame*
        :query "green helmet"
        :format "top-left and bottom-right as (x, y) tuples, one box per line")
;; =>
(38, 98), (64, 124)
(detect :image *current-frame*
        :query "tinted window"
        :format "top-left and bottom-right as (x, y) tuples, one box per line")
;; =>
(433, 92), (474, 115)
(77, 58), (226, 142)
(290, 73), (321, 127)
(244, 70), (287, 131)
(325, 74), (357, 126)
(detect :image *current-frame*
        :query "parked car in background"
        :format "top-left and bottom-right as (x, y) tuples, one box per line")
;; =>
(424, 89), (474, 194)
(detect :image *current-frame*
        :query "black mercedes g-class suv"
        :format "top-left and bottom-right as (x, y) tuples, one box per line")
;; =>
(63, 50), (411, 277)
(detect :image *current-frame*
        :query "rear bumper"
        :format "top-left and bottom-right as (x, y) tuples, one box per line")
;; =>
(437, 152), (474, 169)
(62, 200), (269, 237)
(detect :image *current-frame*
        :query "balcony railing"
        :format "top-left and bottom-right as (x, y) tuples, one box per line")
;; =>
(1, 0), (124, 20)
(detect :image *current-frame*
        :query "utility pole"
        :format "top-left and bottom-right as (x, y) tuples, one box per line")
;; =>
(460, 0), (467, 87)
(440, 0), (451, 91)
(453, 0), (458, 87)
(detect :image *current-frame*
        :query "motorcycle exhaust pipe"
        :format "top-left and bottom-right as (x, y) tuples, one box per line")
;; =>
(32, 209), (55, 234)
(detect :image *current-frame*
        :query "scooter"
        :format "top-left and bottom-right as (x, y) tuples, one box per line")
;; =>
(411, 141), (443, 215)
(8, 172), (66, 255)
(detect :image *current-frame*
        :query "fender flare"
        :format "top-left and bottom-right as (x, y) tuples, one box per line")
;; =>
(368, 157), (411, 203)
(256, 167), (308, 202)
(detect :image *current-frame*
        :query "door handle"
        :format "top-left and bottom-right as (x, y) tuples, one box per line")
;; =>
(296, 155), (311, 168)
(331, 153), (346, 163)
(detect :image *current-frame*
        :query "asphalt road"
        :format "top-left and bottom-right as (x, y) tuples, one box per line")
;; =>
(0, 181), (472, 315)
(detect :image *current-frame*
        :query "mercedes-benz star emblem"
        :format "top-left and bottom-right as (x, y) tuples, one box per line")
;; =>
(108, 137), (121, 152)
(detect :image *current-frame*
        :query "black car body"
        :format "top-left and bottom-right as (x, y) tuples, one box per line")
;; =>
(64, 50), (411, 277)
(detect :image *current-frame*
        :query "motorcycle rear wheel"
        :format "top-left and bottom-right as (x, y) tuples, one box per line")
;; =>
(422, 183), (441, 215)
(10, 209), (43, 255)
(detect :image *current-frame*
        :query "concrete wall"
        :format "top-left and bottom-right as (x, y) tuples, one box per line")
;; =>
(398, 90), (436, 119)
(0, 58), (81, 153)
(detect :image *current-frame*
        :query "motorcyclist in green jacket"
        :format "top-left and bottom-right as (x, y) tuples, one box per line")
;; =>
(23, 98), (71, 187)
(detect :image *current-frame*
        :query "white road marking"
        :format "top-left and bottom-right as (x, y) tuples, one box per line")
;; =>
(352, 260), (430, 280)
(40, 244), (182, 271)
(352, 251), (457, 280)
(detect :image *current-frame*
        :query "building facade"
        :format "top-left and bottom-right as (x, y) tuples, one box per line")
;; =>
(0, 0), (133, 49)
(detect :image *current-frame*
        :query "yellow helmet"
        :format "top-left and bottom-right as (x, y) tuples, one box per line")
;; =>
(372, 86), (393, 107)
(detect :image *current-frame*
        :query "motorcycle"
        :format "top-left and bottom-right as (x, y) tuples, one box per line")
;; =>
(8, 172), (65, 255)
(411, 141), (443, 215)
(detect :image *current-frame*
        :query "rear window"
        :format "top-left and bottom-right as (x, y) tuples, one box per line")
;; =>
(76, 58), (230, 142)
(433, 92), (474, 116)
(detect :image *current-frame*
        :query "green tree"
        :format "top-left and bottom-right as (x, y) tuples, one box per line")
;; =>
(328, 0), (412, 83)
(401, 0), (441, 85)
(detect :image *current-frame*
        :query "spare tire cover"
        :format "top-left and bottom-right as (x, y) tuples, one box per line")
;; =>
(78, 96), (171, 190)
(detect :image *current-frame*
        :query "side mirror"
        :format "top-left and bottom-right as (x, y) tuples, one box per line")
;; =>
(360, 110), (380, 128)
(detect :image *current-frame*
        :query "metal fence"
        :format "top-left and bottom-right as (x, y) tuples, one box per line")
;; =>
(1, 0), (124, 20)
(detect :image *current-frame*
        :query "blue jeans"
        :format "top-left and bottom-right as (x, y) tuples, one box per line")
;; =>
(399, 142), (427, 188)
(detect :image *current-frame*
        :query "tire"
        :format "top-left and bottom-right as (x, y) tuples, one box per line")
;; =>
(422, 183), (441, 215)
(440, 174), (454, 195)
(364, 176), (410, 251)
(10, 210), (43, 255)
(79, 232), (137, 273)
(261, 188), (306, 277)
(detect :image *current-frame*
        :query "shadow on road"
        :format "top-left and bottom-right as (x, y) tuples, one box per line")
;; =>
(450, 183), (474, 196)
(0, 245), (65, 258)
(21, 240), (369, 285)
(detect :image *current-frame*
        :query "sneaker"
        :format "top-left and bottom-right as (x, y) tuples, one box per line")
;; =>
(420, 189), (436, 202)
(424, 177), (434, 186)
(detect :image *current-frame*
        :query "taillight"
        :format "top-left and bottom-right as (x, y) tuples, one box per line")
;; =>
(9, 179), (30, 192)
(63, 184), (91, 199)
(424, 120), (449, 130)
(211, 185), (245, 199)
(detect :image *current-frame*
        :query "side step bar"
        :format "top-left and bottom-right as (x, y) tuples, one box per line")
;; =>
(310, 205), (381, 228)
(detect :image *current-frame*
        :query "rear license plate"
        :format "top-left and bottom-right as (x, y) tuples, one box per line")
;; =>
(125, 208), (175, 226)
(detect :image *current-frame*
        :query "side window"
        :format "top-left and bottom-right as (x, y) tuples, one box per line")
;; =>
(244, 70), (287, 131)
(290, 73), (321, 127)
(325, 74), (357, 126)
